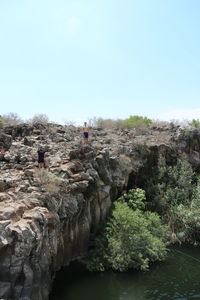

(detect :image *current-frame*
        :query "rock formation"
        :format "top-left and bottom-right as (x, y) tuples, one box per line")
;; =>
(0, 123), (200, 300)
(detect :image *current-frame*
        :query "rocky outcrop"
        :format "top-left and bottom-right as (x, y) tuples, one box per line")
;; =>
(0, 123), (200, 300)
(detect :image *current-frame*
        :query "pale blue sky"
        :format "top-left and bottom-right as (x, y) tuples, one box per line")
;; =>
(0, 0), (200, 124)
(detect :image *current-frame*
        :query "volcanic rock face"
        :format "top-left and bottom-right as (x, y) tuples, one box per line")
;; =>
(0, 123), (200, 300)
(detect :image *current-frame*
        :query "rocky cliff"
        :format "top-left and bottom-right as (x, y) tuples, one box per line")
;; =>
(0, 123), (200, 300)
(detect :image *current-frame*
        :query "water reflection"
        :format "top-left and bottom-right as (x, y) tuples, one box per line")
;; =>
(50, 246), (200, 300)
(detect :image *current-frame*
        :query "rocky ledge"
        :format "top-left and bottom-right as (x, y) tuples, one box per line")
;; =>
(0, 123), (200, 300)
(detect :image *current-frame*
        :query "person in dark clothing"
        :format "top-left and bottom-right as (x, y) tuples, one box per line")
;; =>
(37, 148), (46, 168)
(83, 122), (89, 148)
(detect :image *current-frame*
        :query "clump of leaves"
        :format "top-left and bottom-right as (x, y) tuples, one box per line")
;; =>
(118, 188), (146, 210)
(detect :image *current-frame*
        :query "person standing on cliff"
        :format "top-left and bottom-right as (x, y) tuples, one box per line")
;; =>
(83, 122), (89, 148)
(37, 147), (46, 168)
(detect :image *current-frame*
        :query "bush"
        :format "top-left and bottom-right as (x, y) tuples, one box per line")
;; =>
(143, 156), (200, 244)
(145, 156), (194, 215)
(2, 112), (23, 126)
(150, 120), (171, 128)
(189, 119), (200, 128)
(88, 117), (124, 129)
(123, 115), (152, 129)
(83, 189), (167, 272)
(175, 178), (200, 244)
(106, 202), (167, 271)
(88, 115), (153, 131)
(118, 188), (146, 210)
(28, 114), (49, 124)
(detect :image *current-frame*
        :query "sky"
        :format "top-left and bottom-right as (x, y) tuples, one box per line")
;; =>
(0, 0), (200, 125)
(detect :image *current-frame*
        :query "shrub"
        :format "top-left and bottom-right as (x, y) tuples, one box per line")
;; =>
(150, 120), (171, 128)
(176, 178), (200, 243)
(145, 156), (194, 215)
(118, 188), (146, 210)
(143, 156), (200, 244)
(189, 119), (200, 128)
(88, 117), (124, 129)
(88, 115), (153, 131)
(168, 179), (200, 244)
(28, 114), (49, 124)
(2, 112), (23, 126)
(83, 189), (167, 272)
(106, 202), (167, 271)
(123, 115), (152, 129)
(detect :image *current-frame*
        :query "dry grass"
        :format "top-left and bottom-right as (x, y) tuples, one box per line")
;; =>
(35, 169), (64, 194)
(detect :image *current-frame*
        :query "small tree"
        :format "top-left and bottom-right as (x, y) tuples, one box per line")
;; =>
(28, 114), (49, 124)
(144, 155), (200, 244)
(63, 119), (76, 126)
(2, 112), (23, 126)
(83, 189), (167, 272)
(106, 201), (167, 271)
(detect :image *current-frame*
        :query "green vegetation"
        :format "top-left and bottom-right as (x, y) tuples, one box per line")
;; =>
(88, 115), (153, 132)
(123, 115), (152, 129)
(117, 188), (146, 210)
(144, 156), (200, 244)
(83, 189), (168, 272)
(189, 119), (200, 128)
(28, 113), (49, 124)
(0, 115), (3, 129)
(84, 157), (200, 273)
(146, 157), (194, 214)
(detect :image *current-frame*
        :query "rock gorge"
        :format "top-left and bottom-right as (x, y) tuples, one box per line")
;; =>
(0, 123), (200, 300)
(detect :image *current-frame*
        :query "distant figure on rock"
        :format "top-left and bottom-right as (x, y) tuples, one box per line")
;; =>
(83, 122), (89, 148)
(37, 147), (46, 168)
(0, 146), (5, 153)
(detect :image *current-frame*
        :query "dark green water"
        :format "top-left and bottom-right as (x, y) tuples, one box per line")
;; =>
(50, 246), (200, 300)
